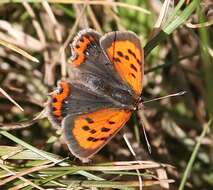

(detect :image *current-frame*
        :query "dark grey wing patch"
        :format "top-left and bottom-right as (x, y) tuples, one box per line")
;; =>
(68, 28), (130, 91)
(61, 84), (115, 116)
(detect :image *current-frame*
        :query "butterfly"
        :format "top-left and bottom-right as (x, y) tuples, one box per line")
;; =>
(47, 29), (144, 162)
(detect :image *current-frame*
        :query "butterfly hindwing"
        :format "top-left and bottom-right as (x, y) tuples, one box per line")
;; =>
(100, 31), (144, 95)
(63, 108), (132, 161)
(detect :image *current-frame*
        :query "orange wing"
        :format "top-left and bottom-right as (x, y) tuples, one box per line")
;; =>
(63, 108), (131, 162)
(100, 31), (144, 95)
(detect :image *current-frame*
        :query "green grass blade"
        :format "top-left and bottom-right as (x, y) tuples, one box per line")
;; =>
(178, 120), (211, 190)
(0, 131), (104, 181)
(164, 0), (199, 34)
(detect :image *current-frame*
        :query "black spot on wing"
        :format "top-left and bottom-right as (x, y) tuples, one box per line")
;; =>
(113, 57), (121, 63)
(101, 127), (111, 132)
(90, 129), (96, 134)
(108, 121), (115, 124)
(130, 73), (136, 78)
(124, 55), (129, 60)
(82, 126), (90, 131)
(87, 137), (95, 141)
(128, 48), (137, 58)
(100, 137), (107, 141)
(130, 64), (138, 72)
(117, 51), (124, 57)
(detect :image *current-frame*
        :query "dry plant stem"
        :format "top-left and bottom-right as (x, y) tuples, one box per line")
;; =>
(42, 1), (62, 43)
(22, 2), (52, 85)
(0, 109), (46, 130)
(58, 3), (87, 77)
(0, 39), (39, 63)
(42, 2), (66, 77)
(73, 3), (89, 29)
(123, 133), (143, 190)
(0, 159), (45, 190)
(108, 160), (169, 166)
(0, 20), (44, 51)
(44, 0), (150, 14)
(41, 2), (60, 85)
(87, 5), (103, 34)
(123, 122), (169, 190)
(123, 133), (136, 157)
(0, 49), (32, 70)
(10, 182), (32, 190)
(186, 19), (213, 28)
(0, 159), (53, 187)
(154, 0), (173, 29)
(1, 146), (24, 160)
(156, 168), (169, 189)
(0, 87), (24, 112)
(22, 2), (46, 47)
(67, 179), (174, 188)
(43, 162), (165, 171)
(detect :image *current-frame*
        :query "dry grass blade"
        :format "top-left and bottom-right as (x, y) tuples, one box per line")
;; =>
(156, 168), (169, 189)
(67, 179), (175, 188)
(0, 160), (45, 190)
(154, 0), (174, 28)
(22, 2), (46, 44)
(0, 87), (24, 112)
(42, 1), (64, 80)
(186, 19), (213, 28)
(0, 109), (45, 130)
(42, 1), (62, 43)
(87, 5), (103, 34)
(58, 3), (87, 76)
(0, 39), (39, 63)
(42, 0), (150, 14)
(123, 133), (142, 190)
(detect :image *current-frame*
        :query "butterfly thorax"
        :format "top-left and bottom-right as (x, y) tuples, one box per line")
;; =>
(110, 87), (139, 110)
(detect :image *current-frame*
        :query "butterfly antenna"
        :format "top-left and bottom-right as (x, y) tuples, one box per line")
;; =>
(141, 119), (152, 154)
(142, 91), (186, 104)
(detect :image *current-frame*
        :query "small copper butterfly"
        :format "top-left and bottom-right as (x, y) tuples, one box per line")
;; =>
(47, 29), (144, 162)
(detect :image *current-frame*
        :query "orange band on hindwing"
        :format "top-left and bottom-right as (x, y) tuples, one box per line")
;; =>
(51, 81), (70, 121)
(72, 35), (94, 67)
(71, 109), (131, 150)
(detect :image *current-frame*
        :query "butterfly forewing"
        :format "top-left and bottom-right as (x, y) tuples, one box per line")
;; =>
(100, 31), (144, 95)
(69, 29), (130, 93)
(63, 108), (131, 161)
